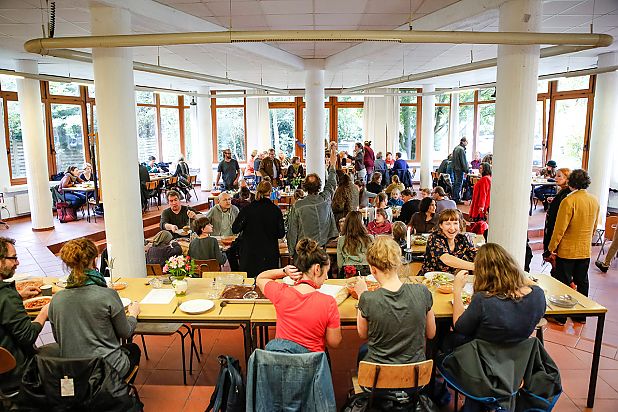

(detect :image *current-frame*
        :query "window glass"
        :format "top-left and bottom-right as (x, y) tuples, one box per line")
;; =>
(184, 108), (193, 164)
(477, 103), (495, 158)
(159, 92), (179, 106)
(458, 105), (474, 140)
(434, 106), (450, 161)
(216, 107), (246, 161)
(551, 98), (588, 169)
(302, 107), (330, 143)
(49, 81), (80, 97)
(557, 75), (590, 92)
(478, 88), (495, 102)
(88, 85), (96, 99)
(269, 108), (295, 159)
(6, 100), (26, 179)
(399, 105), (417, 160)
(458, 90), (475, 103)
(337, 107), (363, 153)
(0, 75), (18, 92)
(533, 100), (545, 167)
(537, 80), (549, 94)
(436, 93), (450, 104)
(400, 95), (417, 104)
(160, 108), (181, 163)
(136, 91), (155, 105)
(136, 106), (158, 162)
(338, 96), (364, 102)
(51, 104), (86, 173)
(269, 96), (295, 103)
(215, 92), (244, 106)
(86, 104), (97, 136)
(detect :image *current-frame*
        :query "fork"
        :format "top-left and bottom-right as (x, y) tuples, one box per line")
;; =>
(172, 300), (181, 314)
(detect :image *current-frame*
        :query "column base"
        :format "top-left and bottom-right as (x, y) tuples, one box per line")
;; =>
(32, 226), (55, 232)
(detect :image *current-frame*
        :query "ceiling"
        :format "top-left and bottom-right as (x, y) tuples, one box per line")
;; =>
(0, 0), (616, 92)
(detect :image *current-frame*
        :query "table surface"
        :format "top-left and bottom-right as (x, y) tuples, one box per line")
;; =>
(63, 184), (95, 192)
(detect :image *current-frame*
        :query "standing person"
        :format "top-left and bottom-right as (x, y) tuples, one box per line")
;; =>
(286, 156), (305, 185)
(49, 238), (141, 381)
(548, 169), (599, 324)
(543, 168), (571, 258)
(356, 180), (377, 209)
(396, 189), (420, 224)
(332, 173), (359, 223)
(278, 151), (290, 179)
(348, 142), (366, 182)
(451, 137), (469, 204)
(160, 190), (200, 236)
(174, 155), (193, 201)
(596, 228), (618, 273)
(232, 181), (285, 278)
(0, 237), (48, 391)
(373, 152), (387, 182)
(363, 141), (375, 181)
(59, 166), (86, 208)
(254, 151), (264, 184)
(244, 150), (258, 178)
(216, 148), (240, 190)
(392, 152), (408, 171)
(259, 148), (283, 187)
(469, 162), (493, 221)
(139, 162), (151, 211)
(287, 146), (338, 255)
(432, 186), (457, 213)
(206, 192), (239, 237)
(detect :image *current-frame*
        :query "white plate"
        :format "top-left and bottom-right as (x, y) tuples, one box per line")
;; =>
(121, 297), (132, 308)
(179, 299), (215, 315)
(424, 272), (455, 282)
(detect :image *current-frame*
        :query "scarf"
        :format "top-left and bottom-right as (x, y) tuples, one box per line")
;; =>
(65, 268), (108, 289)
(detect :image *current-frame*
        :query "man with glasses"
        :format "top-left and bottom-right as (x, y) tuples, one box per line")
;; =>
(259, 148), (283, 187)
(216, 149), (240, 190)
(0, 237), (49, 392)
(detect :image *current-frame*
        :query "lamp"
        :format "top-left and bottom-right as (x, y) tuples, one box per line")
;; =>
(189, 97), (197, 106)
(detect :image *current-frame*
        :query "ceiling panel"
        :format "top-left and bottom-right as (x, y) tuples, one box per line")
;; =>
(258, 0), (314, 15)
(314, 0), (369, 14)
(314, 14), (363, 26)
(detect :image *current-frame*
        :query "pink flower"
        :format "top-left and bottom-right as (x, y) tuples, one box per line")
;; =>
(185, 264), (190, 270)
(163, 265), (168, 272)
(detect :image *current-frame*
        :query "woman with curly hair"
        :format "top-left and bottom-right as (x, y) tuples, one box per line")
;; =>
(332, 173), (359, 222)
(49, 238), (141, 380)
(337, 211), (373, 276)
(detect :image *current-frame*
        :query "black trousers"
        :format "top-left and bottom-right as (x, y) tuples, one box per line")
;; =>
(121, 343), (142, 382)
(553, 256), (590, 297)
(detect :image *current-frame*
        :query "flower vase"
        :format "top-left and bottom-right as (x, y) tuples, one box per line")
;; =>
(172, 277), (188, 296)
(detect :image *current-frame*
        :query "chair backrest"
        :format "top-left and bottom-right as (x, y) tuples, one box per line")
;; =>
(146, 264), (164, 277)
(605, 216), (618, 241)
(189, 175), (197, 185)
(145, 181), (158, 190)
(168, 176), (178, 185)
(358, 360), (433, 389)
(0, 346), (16, 374)
(195, 259), (221, 273)
(202, 271), (247, 279)
(431, 171), (440, 180)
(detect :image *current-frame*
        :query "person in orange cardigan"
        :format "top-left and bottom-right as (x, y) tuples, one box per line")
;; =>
(469, 162), (492, 221)
(548, 169), (599, 324)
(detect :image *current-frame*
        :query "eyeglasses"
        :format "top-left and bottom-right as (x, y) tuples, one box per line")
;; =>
(4, 256), (18, 260)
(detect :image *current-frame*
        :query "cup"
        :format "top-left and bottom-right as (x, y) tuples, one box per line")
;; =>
(40, 284), (52, 296)
(150, 277), (163, 289)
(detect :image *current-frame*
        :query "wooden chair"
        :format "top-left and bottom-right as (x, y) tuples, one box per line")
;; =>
(188, 175), (199, 200)
(194, 259), (221, 273)
(0, 347), (19, 405)
(165, 176), (179, 194)
(431, 171), (440, 187)
(144, 180), (160, 210)
(146, 264), (164, 277)
(596, 216), (618, 262)
(352, 360), (433, 410)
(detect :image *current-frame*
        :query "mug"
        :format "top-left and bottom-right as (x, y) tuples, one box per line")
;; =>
(40, 284), (53, 296)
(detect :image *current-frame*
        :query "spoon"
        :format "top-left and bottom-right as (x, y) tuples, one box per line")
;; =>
(218, 301), (227, 315)
(243, 278), (259, 300)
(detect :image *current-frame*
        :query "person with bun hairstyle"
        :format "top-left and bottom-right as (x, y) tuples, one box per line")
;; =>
(49, 238), (141, 380)
(354, 237), (436, 363)
(232, 180), (285, 277)
(256, 238), (342, 352)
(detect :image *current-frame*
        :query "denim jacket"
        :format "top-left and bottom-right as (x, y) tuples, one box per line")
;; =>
(246, 339), (336, 412)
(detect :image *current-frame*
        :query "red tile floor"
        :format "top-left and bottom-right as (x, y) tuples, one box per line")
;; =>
(3, 196), (618, 410)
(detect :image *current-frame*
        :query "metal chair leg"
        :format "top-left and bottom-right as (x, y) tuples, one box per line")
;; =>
(140, 335), (149, 360)
(198, 329), (203, 354)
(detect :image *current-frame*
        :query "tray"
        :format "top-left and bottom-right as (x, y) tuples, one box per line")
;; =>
(219, 285), (270, 303)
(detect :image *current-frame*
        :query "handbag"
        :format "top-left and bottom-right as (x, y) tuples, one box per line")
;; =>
(56, 202), (76, 223)
(341, 391), (438, 412)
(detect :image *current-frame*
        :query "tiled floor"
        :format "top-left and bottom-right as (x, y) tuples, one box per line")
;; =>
(5, 197), (618, 410)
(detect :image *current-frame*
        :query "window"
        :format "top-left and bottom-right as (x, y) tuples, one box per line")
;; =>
(50, 104), (86, 173)
(136, 91), (155, 105)
(557, 76), (590, 92)
(215, 107), (245, 161)
(458, 90), (475, 103)
(160, 108), (181, 162)
(477, 103), (495, 157)
(49, 82), (80, 97)
(136, 106), (158, 162)
(434, 106), (450, 161)
(458, 104), (474, 140)
(184, 106), (193, 163)
(551, 98), (588, 169)
(399, 105), (417, 160)
(0, 75), (18, 92)
(302, 107), (330, 141)
(337, 107), (363, 151)
(5, 100), (26, 180)
(533, 100), (546, 167)
(269, 108), (295, 159)
(159, 92), (179, 106)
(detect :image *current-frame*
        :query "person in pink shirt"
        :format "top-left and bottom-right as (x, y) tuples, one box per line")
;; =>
(367, 208), (393, 235)
(256, 238), (342, 352)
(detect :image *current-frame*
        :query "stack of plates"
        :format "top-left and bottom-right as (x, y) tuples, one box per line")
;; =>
(548, 294), (578, 308)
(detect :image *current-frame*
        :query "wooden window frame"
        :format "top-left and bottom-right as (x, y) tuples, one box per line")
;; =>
(210, 90), (247, 164)
(399, 89), (422, 161)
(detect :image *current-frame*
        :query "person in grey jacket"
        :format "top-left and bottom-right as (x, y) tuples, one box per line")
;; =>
(287, 147), (338, 255)
(205, 192), (240, 236)
(451, 137), (469, 204)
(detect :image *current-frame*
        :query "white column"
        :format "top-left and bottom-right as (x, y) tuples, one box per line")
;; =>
(420, 85), (435, 188)
(448, 92), (460, 152)
(305, 60), (326, 178)
(15, 60), (54, 230)
(488, 0), (541, 266)
(91, 5), (145, 277)
(588, 53), (618, 226)
(197, 85), (213, 190)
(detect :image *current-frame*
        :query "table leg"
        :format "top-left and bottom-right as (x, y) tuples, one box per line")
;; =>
(241, 322), (252, 363)
(587, 313), (605, 408)
(251, 324), (259, 352)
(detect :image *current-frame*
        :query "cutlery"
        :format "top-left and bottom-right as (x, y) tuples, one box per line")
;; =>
(243, 278), (259, 300)
(218, 301), (227, 315)
(172, 301), (181, 314)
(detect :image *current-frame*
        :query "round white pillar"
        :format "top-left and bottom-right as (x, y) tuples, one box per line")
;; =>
(420, 85), (435, 188)
(197, 86), (213, 190)
(488, 0), (541, 266)
(588, 52), (618, 226)
(448, 92), (460, 153)
(305, 61), (326, 178)
(15, 60), (54, 230)
(91, 5), (145, 277)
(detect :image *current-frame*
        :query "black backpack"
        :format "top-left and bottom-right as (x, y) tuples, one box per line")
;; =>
(206, 355), (245, 412)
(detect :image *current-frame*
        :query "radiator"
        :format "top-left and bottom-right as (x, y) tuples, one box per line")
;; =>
(15, 193), (31, 214)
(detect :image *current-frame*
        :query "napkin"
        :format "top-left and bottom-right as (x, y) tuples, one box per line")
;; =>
(140, 289), (176, 305)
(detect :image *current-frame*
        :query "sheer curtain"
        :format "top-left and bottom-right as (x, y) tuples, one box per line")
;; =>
(246, 90), (270, 154)
(363, 88), (400, 156)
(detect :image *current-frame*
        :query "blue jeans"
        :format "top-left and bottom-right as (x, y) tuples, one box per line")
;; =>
(452, 171), (465, 202)
(64, 192), (86, 207)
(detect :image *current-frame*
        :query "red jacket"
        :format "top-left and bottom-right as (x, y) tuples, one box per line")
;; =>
(363, 146), (375, 169)
(367, 220), (392, 235)
(470, 175), (491, 219)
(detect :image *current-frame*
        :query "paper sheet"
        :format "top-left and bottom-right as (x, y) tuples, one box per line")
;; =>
(318, 284), (344, 298)
(140, 289), (176, 305)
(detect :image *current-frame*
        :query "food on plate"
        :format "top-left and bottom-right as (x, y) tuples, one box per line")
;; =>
(437, 284), (454, 294)
(110, 282), (127, 291)
(461, 294), (472, 306)
(413, 236), (427, 246)
(346, 278), (380, 300)
(182, 225), (190, 232)
(16, 279), (44, 292)
(220, 285), (267, 300)
(24, 297), (51, 310)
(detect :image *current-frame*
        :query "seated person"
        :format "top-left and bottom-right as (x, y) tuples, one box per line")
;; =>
(387, 189), (404, 207)
(188, 217), (227, 265)
(49, 238), (141, 381)
(146, 230), (183, 266)
(337, 211), (373, 277)
(384, 175), (405, 195)
(374, 193), (392, 221)
(420, 209), (476, 275)
(206, 192), (239, 237)
(409, 197), (438, 234)
(173, 156), (193, 201)
(286, 156), (305, 184)
(0, 237), (48, 391)
(79, 162), (96, 182)
(433, 186), (457, 213)
(256, 238), (342, 353)
(396, 189), (419, 224)
(355, 237), (436, 363)
(58, 166), (86, 208)
(366, 172), (383, 195)
(233, 180), (255, 200)
(160, 190), (200, 237)
(534, 160), (558, 207)
(451, 243), (545, 346)
(391, 221), (408, 253)
(367, 208), (392, 235)
(293, 188), (306, 202)
(146, 155), (159, 173)
(231, 187), (253, 210)
(419, 188), (432, 198)
(356, 180), (377, 209)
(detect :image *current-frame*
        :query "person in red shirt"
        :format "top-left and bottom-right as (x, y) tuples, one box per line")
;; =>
(469, 162), (492, 221)
(256, 238), (342, 352)
(367, 208), (393, 235)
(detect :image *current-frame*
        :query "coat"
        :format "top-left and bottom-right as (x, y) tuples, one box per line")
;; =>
(469, 175), (492, 219)
(451, 144), (468, 172)
(259, 156), (282, 182)
(232, 198), (285, 277)
(548, 189), (599, 259)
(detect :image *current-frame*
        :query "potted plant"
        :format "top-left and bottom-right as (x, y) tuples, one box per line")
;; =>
(163, 255), (197, 296)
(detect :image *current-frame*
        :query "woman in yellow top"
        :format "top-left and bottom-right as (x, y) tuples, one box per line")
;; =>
(384, 175), (405, 194)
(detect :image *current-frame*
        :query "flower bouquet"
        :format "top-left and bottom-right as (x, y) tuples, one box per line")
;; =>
(291, 177), (303, 189)
(163, 255), (197, 280)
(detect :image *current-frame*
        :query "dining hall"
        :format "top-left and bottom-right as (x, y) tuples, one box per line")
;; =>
(0, 0), (617, 411)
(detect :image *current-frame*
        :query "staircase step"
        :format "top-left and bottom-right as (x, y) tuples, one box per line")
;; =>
(529, 238), (544, 251)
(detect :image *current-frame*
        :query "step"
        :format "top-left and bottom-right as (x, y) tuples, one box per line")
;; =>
(529, 238), (544, 251)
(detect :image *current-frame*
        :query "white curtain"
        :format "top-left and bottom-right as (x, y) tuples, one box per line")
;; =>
(246, 90), (270, 154)
(363, 88), (400, 157)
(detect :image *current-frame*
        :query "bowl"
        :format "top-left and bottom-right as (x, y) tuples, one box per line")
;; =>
(346, 278), (380, 300)
(221, 236), (235, 246)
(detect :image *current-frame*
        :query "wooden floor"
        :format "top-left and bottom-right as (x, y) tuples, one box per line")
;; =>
(4, 193), (618, 411)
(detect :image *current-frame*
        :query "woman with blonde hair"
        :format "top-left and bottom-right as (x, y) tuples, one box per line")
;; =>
(451, 243), (545, 343)
(355, 237), (436, 364)
(49, 238), (141, 380)
(337, 211), (373, 277)
(385, 174), (405, 194)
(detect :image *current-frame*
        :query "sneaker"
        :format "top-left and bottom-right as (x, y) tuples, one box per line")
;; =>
(572, 317), (587, 324)
(547, 316), (566, 326)
(595, 261), (609, 273)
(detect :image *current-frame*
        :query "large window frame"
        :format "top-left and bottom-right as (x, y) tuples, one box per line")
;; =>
(399, 89), (422, 161)
(210, 90), (247, 162)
